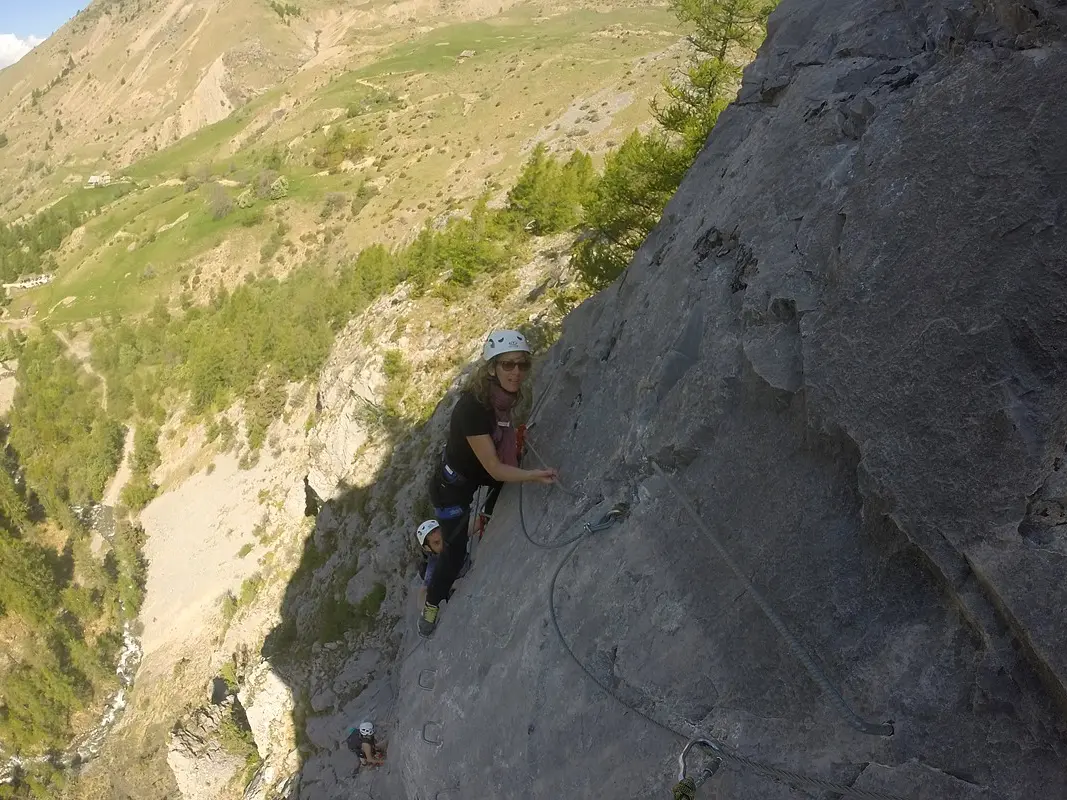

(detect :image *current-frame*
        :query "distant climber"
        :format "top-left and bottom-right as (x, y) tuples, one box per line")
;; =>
(346, 721), (386, 769)
(419, 329), (557, 637)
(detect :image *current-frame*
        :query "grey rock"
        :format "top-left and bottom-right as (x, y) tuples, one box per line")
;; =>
(310, 688), (336, 713)
(333, 648), (382, 698)
(385, 0), (1067, 798)
(167, 699), (244, 800)
(337, 676), (394, 732)
(344, 562), (382, 607)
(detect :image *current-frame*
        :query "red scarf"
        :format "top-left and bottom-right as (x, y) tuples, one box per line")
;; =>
(488, 382), (519, 467)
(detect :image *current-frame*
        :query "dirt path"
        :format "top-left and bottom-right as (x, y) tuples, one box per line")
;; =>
(55, 326), (134, 532)
(54, 328), (109, 412)
(103, 425), (136, 508)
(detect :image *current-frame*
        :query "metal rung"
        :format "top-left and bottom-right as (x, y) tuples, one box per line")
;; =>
(421, 721), (443, 746)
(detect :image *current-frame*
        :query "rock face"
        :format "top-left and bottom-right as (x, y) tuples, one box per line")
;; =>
(238, 660), (299, 798)
(167, 699), (244, 800)
(385, 1), (1067, 798)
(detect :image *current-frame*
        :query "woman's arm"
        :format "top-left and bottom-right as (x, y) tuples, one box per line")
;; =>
(467, 435), (556, 484)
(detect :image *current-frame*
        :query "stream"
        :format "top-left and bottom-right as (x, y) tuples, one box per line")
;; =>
(0, 504), (144, 785)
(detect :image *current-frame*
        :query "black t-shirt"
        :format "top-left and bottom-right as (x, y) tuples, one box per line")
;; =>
(444, 391), (496, 486)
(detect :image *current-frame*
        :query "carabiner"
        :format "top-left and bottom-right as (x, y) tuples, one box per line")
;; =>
(676, 738), (723, 787)
(584, 503), (629, 534)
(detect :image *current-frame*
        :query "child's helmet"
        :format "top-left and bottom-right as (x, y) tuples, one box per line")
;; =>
(416, 519), (440, 547)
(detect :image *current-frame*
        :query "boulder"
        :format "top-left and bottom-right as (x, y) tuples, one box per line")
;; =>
(237, 661), (296, 788)
(167, 699), (243, 800)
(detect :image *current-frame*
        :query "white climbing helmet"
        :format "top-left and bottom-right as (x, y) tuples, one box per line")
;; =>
(416, 519), (440, 547)
(482, 329), (531, 362)
(359, 721), (374, 737)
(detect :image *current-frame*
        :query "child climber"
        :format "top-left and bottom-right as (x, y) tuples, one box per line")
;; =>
(416, 519), (469, 607)
(416, 519), (444, 602)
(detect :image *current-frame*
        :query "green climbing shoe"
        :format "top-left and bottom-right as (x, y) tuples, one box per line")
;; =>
(418, 603), (439, 637)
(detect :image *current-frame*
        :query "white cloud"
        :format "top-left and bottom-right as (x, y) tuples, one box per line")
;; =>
(0, 34), (45, 70)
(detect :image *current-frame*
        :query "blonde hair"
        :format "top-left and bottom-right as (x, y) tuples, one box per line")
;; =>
(461, 356), (532, 420)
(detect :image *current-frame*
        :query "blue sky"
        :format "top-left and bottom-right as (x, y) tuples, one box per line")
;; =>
(0, 1), (89, 68)
(0, 1), (90, 38)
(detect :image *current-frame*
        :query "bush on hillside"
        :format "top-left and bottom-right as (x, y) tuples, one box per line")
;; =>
(312, 127), (369, 172)
(321, 192), (347, 219)
(506, 144), (595, 235)
(206, 183), (234, 220)
(254, 170), (280, 199)
(350, 183), (378, 218)
(269, 176), (289, 200)
(264, 145), (284, 171)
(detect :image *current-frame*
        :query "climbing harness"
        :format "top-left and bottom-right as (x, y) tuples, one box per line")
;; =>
(650, 460), (894, 738)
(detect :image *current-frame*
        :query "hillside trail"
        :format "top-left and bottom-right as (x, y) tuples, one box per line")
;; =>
(54, 328), (136, 524)
(54, 328), (109, 412)
(102, 425), (137, 509)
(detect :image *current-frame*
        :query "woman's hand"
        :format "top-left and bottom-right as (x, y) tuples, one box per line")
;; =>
(527, 468), (557, 484)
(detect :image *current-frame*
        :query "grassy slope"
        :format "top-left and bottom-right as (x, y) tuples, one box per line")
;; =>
(6, 3), (681, 327)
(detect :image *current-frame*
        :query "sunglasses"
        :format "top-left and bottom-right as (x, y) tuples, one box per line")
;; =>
(497, 359), (531, 372)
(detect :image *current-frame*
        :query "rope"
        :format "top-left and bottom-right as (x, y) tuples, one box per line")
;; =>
(413, 365), (907, 798)
(549, 535), (911, 800)
(515, 432), (589, 549)
(524, 439), (583, 498)
(518, 482), (589, 549)
(548, 536), (682, 741)
(649, 461), (895, 738)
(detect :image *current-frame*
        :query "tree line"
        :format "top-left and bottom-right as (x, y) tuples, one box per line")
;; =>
(0, 184), (133, 285)
(87, 0), (775, 446)
(0, 335), (146, 776)
(88, 154), (593, 442)
(573, 0), (777, 288)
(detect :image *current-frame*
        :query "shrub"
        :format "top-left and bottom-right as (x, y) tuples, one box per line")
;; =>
(321, 192), (347, 219)
(269, 176), (289, 200)
(254, 170), (279, 199)
(312, 127), (369, 172)
(206, 183), (233, 221)
(120, 473), (158, 511)
(506, 144), (594, 234)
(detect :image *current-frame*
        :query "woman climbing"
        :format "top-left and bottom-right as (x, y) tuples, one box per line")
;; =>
(419, 329), (557, 637)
